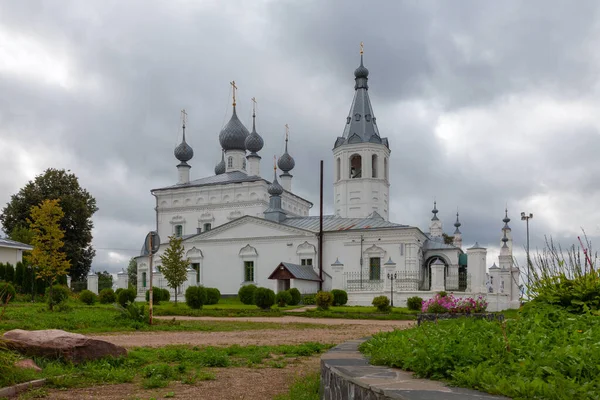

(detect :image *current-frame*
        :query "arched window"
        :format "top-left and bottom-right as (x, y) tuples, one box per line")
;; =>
(175, 225), (183, 237)
(349, 154), (362, 179)
(336, 158), (341, 181)
(384, 158), (388, 180)
(227, 156), (233, 169)
(372, 154), (378, 178)
(142, 272), (147, 288)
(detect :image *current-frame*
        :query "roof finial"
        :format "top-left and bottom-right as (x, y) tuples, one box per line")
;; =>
(359, 41), (364, 55)
(252, 97), (257, 129)
(284, 124), (289, 151)
(431, 200), (439, 221)
(181, 109), (188, 141)
(273, 155), (277, 171)
(230, 80), (237, 107)
(454, 211), (461, 234)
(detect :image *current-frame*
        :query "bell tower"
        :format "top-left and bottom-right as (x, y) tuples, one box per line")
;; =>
(332, 44), (390, 220)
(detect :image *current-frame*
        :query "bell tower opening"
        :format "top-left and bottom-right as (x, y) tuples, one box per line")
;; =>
(350, 154), (362, 179)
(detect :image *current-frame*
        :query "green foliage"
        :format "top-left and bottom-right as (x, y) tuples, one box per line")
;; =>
(4, 263), (14, 283)
(21, 265), (33, 294)
(159, 236), (190, 304)
(0, 282), (16, 303)
(79, 289), (97, 305)
(115, 301), (147, 325)
(361, 304), (600, 399)
(254, 287), (276, 310)
(331, 289), (348, 306)
(406, 296), (423, 311)
(0, 168), (98, 281)
(276, 290), (293, 307)
(117, 287), (136, 307)
(438, 291), (447, 297)
(238, 284), (257, 305)
(146, 287), (170, 305)
(302, 294), (316, 305)
(274, 372), (320, 400)
(288, 287), (301, 305)
(46, 284), (70, 308)
(185, 285), (207, 309)
(115, 288), (124, 297)
(99, 288), (116, 304)
(96, 271), (113, 292)
(205, 287), (220, 305)
(315, 291), (333, 310)
(372, 295), (390, 312)
(0, 263), (4, 280)
(14, 262), (24, 287)
(127, 258), (137, 289)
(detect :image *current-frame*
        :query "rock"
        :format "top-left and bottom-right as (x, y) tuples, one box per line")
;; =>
(3, 329), (127, 364)
(14, 358), (42, 372)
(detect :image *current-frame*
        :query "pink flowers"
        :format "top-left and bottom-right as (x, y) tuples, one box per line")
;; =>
(421, 293), (488, 313)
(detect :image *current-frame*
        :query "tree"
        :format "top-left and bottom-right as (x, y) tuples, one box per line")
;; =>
(97, 271), (113, 291)
(127, 258), (137, 289)
(159, 236), (189, 304)
(0, 169), (98, 281)
(26, 199), (71, 310)
(442, 233), (455, 245)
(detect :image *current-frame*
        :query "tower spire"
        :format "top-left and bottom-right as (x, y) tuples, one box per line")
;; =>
(454, 211), (461, 234)
(431, 200), (439, 221)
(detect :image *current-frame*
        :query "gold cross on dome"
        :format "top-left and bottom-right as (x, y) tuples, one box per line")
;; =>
(251, 97), (257, 113)
(181, 109), (187, 127)
(360, 41), (364, 55)
(230, 80), (238, 106)
(284, 124), (289, 141)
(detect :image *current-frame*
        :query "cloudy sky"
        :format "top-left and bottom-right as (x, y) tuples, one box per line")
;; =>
(1, 0), (599, 273)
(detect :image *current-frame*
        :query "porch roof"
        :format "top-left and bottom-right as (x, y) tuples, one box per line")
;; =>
(268, 262), (322, 282)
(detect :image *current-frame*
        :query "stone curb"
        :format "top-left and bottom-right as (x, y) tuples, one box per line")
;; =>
(0, 379), (46, 398)
(320, 339), (510, 400)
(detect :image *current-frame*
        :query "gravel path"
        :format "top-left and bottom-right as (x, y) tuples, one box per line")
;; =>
(89, 317), (413, 348)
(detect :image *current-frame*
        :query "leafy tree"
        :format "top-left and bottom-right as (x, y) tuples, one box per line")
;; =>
(159, 236), (189, 304)
(14, 262), (24, 287)
(97, 271), (113, 291)
(127, 258), (137, 289)
(0, 263), (4, 280)
(22, 265), (34, 295)
(26, 199), (71, 310)
(0, 169), (98, 280)
(4, 264), (14, 283)
(442, 233), (455, 245)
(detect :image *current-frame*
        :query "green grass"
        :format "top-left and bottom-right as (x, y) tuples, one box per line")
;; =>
(360, 304), (600, 400)
(0, 302), (333, 334)
(303, 306), (417, 320)
(274, 372), (320, 400)
(1, 342), (333, 390)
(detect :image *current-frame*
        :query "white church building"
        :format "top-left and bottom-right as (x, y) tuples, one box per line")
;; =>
(131, 52), (520, 311)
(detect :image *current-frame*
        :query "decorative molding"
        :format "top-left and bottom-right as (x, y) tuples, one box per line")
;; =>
(296, 241), (317, 256)
(169, 215), (186, 225)
(239, 244), (258, 258)
(186, 247), (203, 259)
(227, 210), (244, 220)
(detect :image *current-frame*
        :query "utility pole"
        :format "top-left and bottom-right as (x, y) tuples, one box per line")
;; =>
(148, 233), (153, 325)
(520, 212), (533, 291)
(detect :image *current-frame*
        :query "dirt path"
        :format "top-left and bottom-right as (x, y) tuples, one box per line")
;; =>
(89, 317), (413, 348)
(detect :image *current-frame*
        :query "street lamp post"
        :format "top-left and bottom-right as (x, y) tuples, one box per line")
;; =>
(387, 272), (398, 307)
(521, 212), (533, 289)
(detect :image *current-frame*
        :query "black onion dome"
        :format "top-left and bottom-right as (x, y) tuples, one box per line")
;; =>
(268, 174), (284, 196)
(219, 107), (250, 151)
(354, 55), (369, 79)
(174, 134), (194, 162)
(245, 113), (264, 153)
(214, 151), (225, 175)
(277, 152), (295, 172)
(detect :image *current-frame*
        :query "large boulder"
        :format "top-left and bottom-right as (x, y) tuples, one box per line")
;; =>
(3, 329), (127, 364)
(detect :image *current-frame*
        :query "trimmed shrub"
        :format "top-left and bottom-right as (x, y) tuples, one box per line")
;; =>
(79, 289), (97, 305)
(407, 296), (423, 311)
(118, 287), (136, 307)
(14, 262), (24, 287)
(275, 290), (293, 307)
(288, 288), (301, 306)
(206, 288), (221, 305)
(302, 294), (316, 305)
(0, 263), (5, 280)
(99, 288), (116, 304)
(254, 287), (276, 310)
(238, 284), (257, 305)
(161, 288), (170, 302)
(331, 289), (348, 306)
(115, 288), (124, 297)
(372, 295), (391, 312)
(315, 291), (333, 310)
(4, 264), (14, 283)
(0, 282), (16, 303)
(46, 285), (70, 308)
(185, 286), (207, 309)
(146, 287), (170, 305)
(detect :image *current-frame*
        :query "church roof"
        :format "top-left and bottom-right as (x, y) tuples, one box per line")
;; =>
(283, 214), (407, 232)
(333, 54), (389, 149)
(422, 236), (459, 251)
(268, 262), (322, 282)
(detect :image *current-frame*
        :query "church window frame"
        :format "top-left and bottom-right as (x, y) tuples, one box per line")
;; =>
(242, 158), (246, 170)
(227, 156), (233, 169)
(244, 261), (255, 282)
(203, 223), (211, 232)
(369, 257), (381, 281)
(384, 158), (388, 180)
(349, 154), (362, 179)
(174, 224), (183, 237)
(301, 258), (313, 266)
(372, 154), (378, 178)
(365, 114), (371, 122)
(191, 263), (200, 284)
(142, 272), (147, 288)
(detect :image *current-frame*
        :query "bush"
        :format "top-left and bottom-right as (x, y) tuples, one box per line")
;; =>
(0, 263), (5, 280)
(99, 288), (116, 304)
(161, 288), (170, 302)
(315, 291), (333, 310)
(288, 288), (301, 306)
(115, 288), (124, 297)
(146, 287), (170, 305)
(238, 284), (257, 305)
(14, 262), (24, 287)
(205, 288), (221, 305)
(117, 287), (137, 307)
(0, 282), (16, 303)
(275, 290), (293, 307)
(79, 289), (97, 305)
(302, 294), (316, 305)
(254, 287), (276, 310)
(372, 296), (390, 312)
(46, 285), (70, 308)
(407, 296), (423, 311)
(4, 264), (14, 283)
(421, 293), (487, 314)
(185, 286), (207, 309)
(331, 289), (348, 306)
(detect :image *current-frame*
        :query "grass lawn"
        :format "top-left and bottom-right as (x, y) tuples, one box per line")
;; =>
(0, 342), (333, 389)
(274, 372), (320, 400)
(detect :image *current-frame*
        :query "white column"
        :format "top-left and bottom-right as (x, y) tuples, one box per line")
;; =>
(177, 164), (191, 184)
(117, 270), (129, 290)
(247, 155), (261, 177)
(430, 260), (445, 291)
(467, 243), (487, 293)
(87, 272), (98, 295)
(330, 259), (344, 290)
(280, 174), (292, 192)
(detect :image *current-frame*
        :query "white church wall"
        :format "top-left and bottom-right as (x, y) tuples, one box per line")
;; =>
(292, 279), (319, 294)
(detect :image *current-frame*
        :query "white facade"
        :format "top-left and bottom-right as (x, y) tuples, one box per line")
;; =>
(0, 239), (32, 265)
